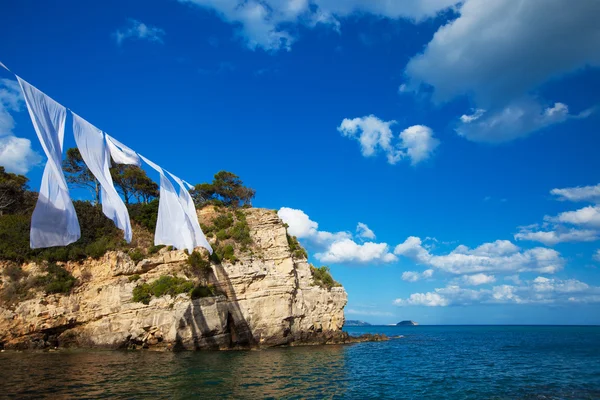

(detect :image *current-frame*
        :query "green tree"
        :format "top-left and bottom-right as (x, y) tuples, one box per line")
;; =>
(0, 166), (35, 215)
(111, 165), (159, 205)
(192, 171), (255, 208)
(63, 148), (100, 204)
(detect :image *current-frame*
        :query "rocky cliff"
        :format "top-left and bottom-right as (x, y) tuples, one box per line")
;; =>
(0, 208), (348, 350)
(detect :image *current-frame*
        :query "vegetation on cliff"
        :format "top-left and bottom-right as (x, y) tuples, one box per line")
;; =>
(310, 265), (341, 290)
(0, 159), (343, 311)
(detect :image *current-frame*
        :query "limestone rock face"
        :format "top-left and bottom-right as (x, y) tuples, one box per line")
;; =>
(0, 208), (347, 350)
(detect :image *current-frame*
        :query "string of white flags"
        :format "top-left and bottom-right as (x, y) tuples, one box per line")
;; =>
(0, 61), (212, 254)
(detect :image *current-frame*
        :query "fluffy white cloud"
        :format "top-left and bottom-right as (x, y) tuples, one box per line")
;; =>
(594, 250), (600, 262)
(113, 19), (165, 46)
(401, 269), (434, 282)
(514, 225), (599, 246)
(338, 115), (438, 165)
(394, 277), (600, 307)
(316, 239), (397, 264)
(0, 79), (42, 174)
(398, 125), (440, 166)
(278, 207), (395, 264)
(551, 184), (600, 204)
(179, 0), (457, 51)
(461, 273), (495, 286)
(405, 0), (600, 107)
(404, 0), (600, 143)
(552, 206), (600, 229)
(394, 236), (564, 275)
(455, 99), (590, 144)
(356, 222), (375, 239)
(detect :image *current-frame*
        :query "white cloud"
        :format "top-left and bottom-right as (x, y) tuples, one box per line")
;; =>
(394, 277), (600, 307)
(178, 0), (457, 51)
(459, 108), (485, 123)
(514, 225), (599, 246)
(398, 125), (440, 166)
(0, 79), (42, 174)
(356, 222), (375, 239)
(404, 0), (600, 143)
(552, 206), (600, 229)
(338, 115), (438, 165)
(394, 236), (564, 275)
(316, 238), (397, 264)
(278, 207), (395, 264)
(113, 19), (165, 46)
(402, 269), (434, 282)
(455, 99), (590, 144)
(594, 250), (600, 262)
(461, 273), (495, 286)
(505, 275), (521, 285)
(405, 0), (600, 107)
(551, 184), (600, 204)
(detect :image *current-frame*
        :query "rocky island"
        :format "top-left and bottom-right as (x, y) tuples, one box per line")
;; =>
(0, 168), (386, 351)
(345, 320), (372, 326)
(396, 320), (418, 326)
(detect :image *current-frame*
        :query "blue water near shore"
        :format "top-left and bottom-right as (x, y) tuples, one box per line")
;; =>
(1, 325), (600, 399)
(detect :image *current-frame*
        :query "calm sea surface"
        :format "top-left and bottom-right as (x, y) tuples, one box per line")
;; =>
(1, 326), (600, 399)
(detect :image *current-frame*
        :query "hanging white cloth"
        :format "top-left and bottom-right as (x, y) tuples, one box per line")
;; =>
(167, 171), (212, 254)
(105, 134), (141, 166)
(17, 77), (80, 248)
(183, 180), (194, 190)
(138, 154), (195, 253)
(71, 113), (133, 243)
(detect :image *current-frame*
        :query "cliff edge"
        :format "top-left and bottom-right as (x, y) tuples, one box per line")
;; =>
(0, 207), (348, 350)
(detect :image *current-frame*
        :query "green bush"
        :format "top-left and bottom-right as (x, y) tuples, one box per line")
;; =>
(148, 244), (165, 255)
(0, 201), (124, 263)
(132, 275), (195, 305)
(213, 214), (234, 230)
(230, 221), (251, 246)
(129, 248), (145, 263)
(287, 234), (308, 259)
(127, 199), (159, 232)
(37, 263), (77, 294)
(310, 265), (341, 290)
(187, 251), (212, 276)
(190, 284), (217, 299)
(128, 274), (141, 282)
(216, 229), (230, 241)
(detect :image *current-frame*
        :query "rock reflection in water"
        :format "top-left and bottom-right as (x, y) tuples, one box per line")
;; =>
(0, 345), (348, 399)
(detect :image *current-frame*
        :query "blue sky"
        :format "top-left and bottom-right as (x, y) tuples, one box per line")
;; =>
(1, 0), (600, 324)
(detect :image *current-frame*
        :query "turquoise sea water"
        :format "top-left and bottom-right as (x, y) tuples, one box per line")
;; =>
(1, 325), (600, 399)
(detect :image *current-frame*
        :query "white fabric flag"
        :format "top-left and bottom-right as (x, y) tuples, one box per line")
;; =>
(17, 77), (80, 248)
(138, 155), (195, 253)
(183, 180), (194, 190)
(72, 113), (133, 243)
(105, 134), (141, 166)
(167, 171), (212, 254)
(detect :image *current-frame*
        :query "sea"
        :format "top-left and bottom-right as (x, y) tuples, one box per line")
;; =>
(1, 325), (600, 399)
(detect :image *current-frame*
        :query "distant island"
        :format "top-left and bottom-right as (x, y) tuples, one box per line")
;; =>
(345, 320), (372, 326)
(397, 320), (418, 326)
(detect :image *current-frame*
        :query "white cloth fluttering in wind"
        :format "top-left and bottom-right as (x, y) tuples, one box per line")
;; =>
(139, 155), (195, 253)
(105, 134), (141, 166)
(72, 113), (133, 243)
(167, 171), (212, 254)
(17, 77), (81, 248)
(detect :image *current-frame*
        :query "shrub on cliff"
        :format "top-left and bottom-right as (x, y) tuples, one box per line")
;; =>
(287, 234), (308, 259)
(187, 251), (212, 278)
(132, 275), (195, 305)
(0, 201), (124, 263)
(37, 263), (77, 294)
(310, 265), (341, 290)
(127, 199), (159, 232)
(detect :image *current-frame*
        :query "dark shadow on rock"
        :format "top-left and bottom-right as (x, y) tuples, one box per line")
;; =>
(174, 262), (254, 350)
